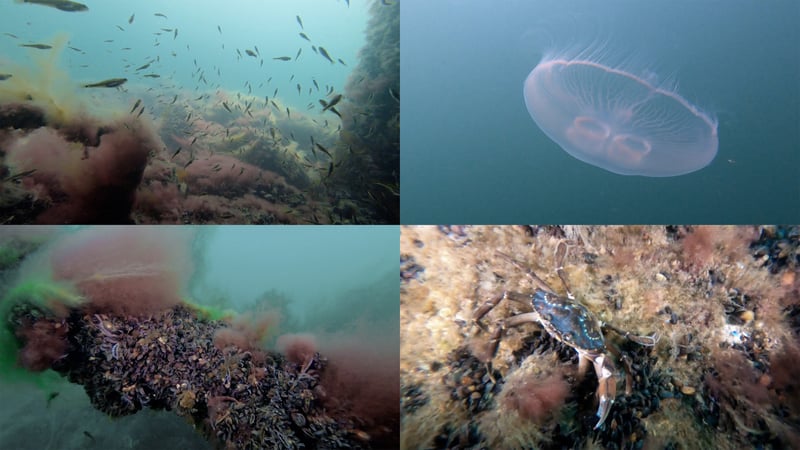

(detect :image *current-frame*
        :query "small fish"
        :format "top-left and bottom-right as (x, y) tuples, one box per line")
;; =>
(3, 169), (36, 182)
(46, 392), (60, 408)
(190, 136), (197, 145)
(154, 13), (168, 19)
(312, 79), (319, 91)
(238, 167), (244, 176)
(374, 182), (400, 196)
(299, 32), (310, 42)
(0, 74), (13, 81)
(135, 62), (151, 71)
(170, 94), (177, 104)
(128, 13), (134, 24)
(217, 25), (222, 34)
(129, 99), (141, 113)
(103, 39), (114, 43)
(337, 58), (347, 66)
(295, 47), (302, 60)
(136, 106), (145, 118)
(315, 143), (333, 158)
(273, 56), (292, 61)
(286, 107), (291, 118)
(322, 94), (342, 112)
(388, 88), (400, 103)
(327, 162), (334, 177)
(184, 158), (194, 168)
(296, 83), (301, 95)
(174, 28), (178, 39)
(186, 112), (192, 121)
(143, 73), (160, 78)
(171, 147), (182, 159)
(83, 78), (127, 88)
(296, 15), (303, 29)
(318, 46), (334, 63)
(4, 33), (18, 38)
(19, 43), (52, 50)
(18, 0), (88, 12)
(222, 102), (232, 112)
(273, 88), (278, 97)
(115, 25), (124, 31)
(245, 49), (257, 57)
(83, 431), (95, 442)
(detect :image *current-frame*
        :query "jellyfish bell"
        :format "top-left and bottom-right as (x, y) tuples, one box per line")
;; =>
(523, 46), (718, 177)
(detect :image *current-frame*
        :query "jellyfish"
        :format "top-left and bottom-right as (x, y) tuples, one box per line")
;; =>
(524, 52), (718, 176)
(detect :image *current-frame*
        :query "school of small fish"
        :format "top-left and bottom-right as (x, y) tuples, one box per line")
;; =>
(2, 0), (398, 224)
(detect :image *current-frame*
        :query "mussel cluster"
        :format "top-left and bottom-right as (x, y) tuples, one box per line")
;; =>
(11, 304), (369, 449)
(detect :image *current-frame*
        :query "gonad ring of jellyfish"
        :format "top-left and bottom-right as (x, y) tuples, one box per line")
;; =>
(524, 53), (718, 177)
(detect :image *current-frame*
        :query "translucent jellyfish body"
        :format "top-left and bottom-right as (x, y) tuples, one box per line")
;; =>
(524, 53), (718, 176)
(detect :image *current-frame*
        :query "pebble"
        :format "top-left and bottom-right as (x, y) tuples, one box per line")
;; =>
(681, 385), (696, 395)
(740, 310), (755, 323)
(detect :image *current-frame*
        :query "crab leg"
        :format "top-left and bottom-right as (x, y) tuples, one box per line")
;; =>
(495, 252), (556, 294)
(603, 322), (659, 346)
(484, 311), (541, 359)
(473, 291), (532, 325)
(473, 291), (507, 323)
(554, 241), (574, 299)
(587, 352), (617, 429)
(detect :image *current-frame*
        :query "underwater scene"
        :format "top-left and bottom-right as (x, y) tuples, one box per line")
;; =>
(0, 225), (399, 449)
(401, 226), (799, 449)
(0, 0), (399, 224)
(401, 0), (799, 224)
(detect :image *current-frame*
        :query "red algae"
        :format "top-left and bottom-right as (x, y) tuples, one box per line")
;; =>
(48, 227), (192, 316)
(501, 372), (571, 424)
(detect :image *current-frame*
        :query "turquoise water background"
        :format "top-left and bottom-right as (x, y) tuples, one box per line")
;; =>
(401, 0), (799, 224)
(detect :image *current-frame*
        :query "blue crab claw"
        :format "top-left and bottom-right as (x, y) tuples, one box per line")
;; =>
(591, 353), (617, 430)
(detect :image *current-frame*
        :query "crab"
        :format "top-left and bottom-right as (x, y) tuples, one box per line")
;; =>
(473, 242), (658, 429)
